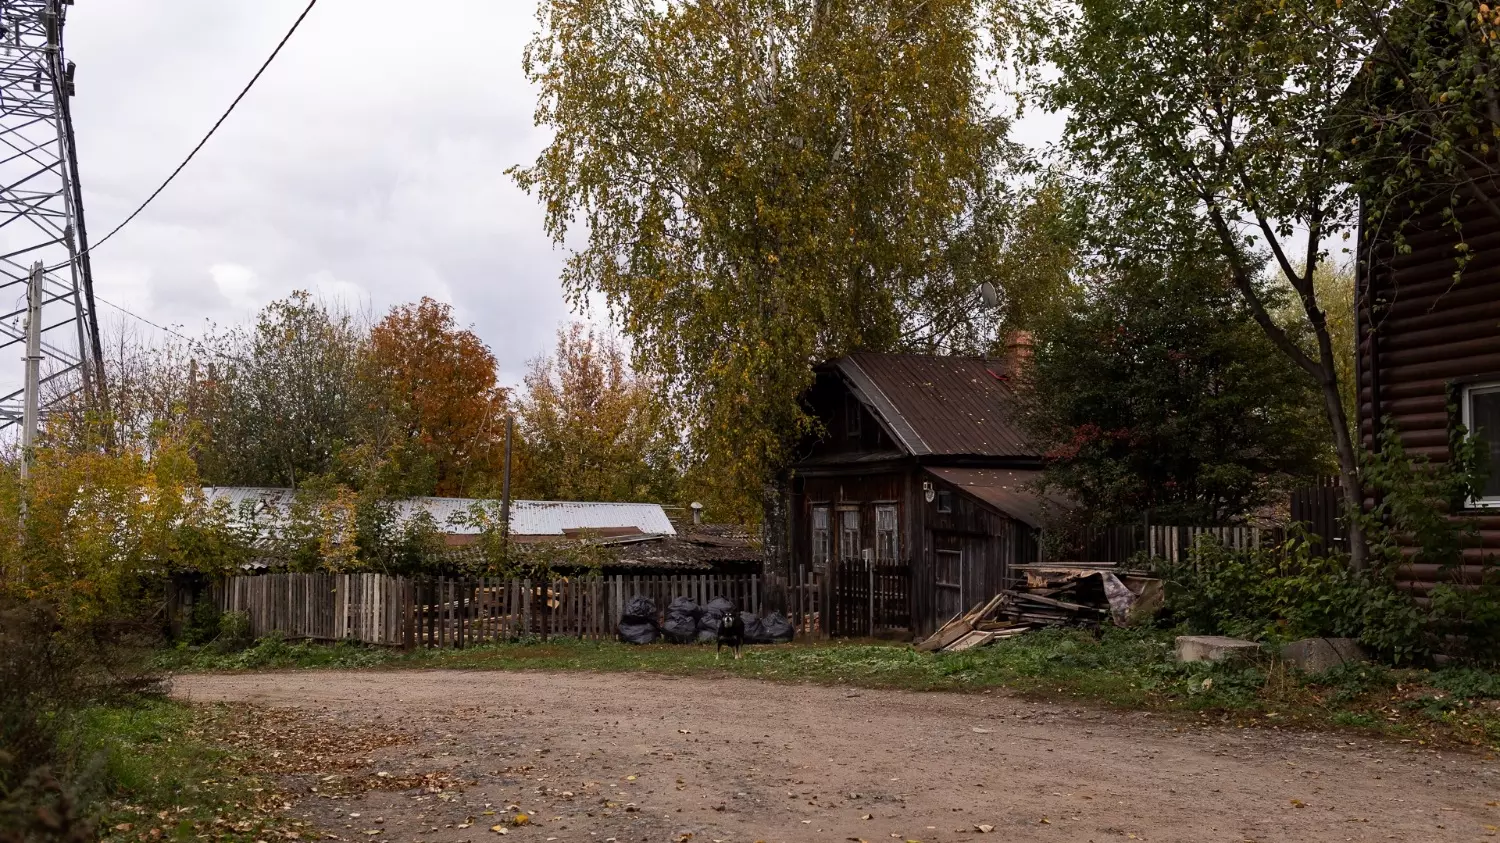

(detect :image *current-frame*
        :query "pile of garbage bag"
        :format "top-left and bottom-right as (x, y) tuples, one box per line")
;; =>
(617, 595), (795, 645)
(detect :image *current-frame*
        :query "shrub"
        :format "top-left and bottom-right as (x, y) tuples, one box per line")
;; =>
(1151, 529), (1427, 663)
(0, 599), (165, 840)
(215, 611), (253, 652)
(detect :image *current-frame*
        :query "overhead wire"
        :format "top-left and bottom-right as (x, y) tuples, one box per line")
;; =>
(94, 295), (249, 364)
(71, 0), (320, 362)
(61, 0), (320, 266)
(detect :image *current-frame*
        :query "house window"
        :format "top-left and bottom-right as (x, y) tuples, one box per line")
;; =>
(875, 504), (898, 563)
(1463, 382), (1500, 507)
(936, 490), (953, 513)
(839, 508), (862, 562)
(811, 505), (831, 572)
(845, 395), (862, 438)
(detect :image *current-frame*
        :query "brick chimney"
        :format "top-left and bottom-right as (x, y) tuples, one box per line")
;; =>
(991, 329), (1033, 379)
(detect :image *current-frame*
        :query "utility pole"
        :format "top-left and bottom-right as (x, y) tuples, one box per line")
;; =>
(500, 416), (514, 556)
(20, 262), (42, 484)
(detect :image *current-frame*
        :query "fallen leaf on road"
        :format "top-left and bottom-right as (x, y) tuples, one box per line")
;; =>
(861, 814), (872, 821)
(491, 826), (508, 835)
(971, 728), (991, 734)
(975, 825), (994, 833)
(1290, 800), (1305, 808)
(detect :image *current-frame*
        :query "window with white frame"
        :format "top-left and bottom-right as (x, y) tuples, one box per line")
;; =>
(811, 506), (831, 572)
(839, 508), (862, 562)
(875, 504), (898, 563)
(1464, 382), (1500, 507)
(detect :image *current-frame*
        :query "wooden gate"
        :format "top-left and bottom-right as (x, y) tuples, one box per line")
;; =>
(830, 558), (911, 637)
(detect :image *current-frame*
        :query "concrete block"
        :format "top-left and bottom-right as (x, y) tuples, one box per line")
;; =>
(1175, 635), (1261, 664)
(1281, 637), (1365, 674)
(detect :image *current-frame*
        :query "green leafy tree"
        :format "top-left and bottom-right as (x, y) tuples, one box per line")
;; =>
(195, 292), (368, 489)
(1024, 0), (1436, 568)
(1023, 243), (1331, 525)
(515, 0), (1021, 527)
(514, 323), (679, 505)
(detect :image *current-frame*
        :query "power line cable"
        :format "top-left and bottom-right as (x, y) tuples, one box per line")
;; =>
(95, 296), (249, 365)
(74, 0), (320, 261)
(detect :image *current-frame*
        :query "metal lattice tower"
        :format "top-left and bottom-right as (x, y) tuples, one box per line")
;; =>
(0, 0), (102, 432)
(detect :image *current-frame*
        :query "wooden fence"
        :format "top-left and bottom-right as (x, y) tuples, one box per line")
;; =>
(1290, 476), (1348, 553)
(788, 566), (825, 637)
(216, 572), (762, 648)
(1051, 524), (1279, 565)
(829, 560), (912, 637)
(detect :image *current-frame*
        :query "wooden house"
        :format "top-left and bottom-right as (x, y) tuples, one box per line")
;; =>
(1357, 179), (1500, 595)
(785, 352), (1058, 637)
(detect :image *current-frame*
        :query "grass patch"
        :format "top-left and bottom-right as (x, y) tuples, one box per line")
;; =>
(156, 628), (1500, 752)
(70, 699), (310, 842)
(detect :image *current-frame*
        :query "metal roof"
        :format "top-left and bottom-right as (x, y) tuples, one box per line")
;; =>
(924, 467), (1064, 528)
(836, 353), (1035, 459)
(201, 488), (677, 538)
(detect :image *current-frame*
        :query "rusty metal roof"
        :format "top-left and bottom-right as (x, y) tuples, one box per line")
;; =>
(924, 467), (1064, 528)
(837, 353), (1034, 458)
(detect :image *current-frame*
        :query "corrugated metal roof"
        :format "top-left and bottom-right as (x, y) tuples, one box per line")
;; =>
(837, 353), (1034, 458)
(924, 467), (1064, 528)
(201, 488), (677, 538)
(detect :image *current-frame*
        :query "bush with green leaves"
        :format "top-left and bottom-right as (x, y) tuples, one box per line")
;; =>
(1152, 530), (1427, 663)
(0, 599), (166, 840)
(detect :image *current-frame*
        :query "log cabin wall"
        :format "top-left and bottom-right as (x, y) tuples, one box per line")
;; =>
(1358, 193), (1500, 595)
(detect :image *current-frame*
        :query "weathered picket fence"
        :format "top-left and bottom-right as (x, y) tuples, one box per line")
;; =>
(1053, 524), (1279, 565)
(215, 572), (762, 648)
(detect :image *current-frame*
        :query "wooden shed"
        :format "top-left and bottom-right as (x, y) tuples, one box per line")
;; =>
(785, 353), (1058, 637)
(1357, 181), (1500, 594)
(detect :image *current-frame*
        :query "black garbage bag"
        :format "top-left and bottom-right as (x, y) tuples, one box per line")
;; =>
(740, 611), (769, 644)
(761, 611), (795, 644)
(662, 597), (700, 644)
(618, 596), (660, 645)
(705, 597), (735, 617)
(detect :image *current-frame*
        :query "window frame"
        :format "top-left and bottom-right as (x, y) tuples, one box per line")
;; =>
(1462, 380), (1500, 509)
(838, 506), (862, 563)
(874, 504), (899, 564)
(936, 490), (953, 514)
(810, 504), (831, 572)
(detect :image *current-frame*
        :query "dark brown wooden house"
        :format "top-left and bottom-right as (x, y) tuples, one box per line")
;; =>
(1357, 190), (1500, 595)
(785, 353), (1058, 637)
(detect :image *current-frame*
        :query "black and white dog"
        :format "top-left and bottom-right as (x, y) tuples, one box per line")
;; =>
(716, 608), (745, 660)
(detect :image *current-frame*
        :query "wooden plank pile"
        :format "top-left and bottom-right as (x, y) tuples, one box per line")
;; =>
(917, 566), (1157, 653)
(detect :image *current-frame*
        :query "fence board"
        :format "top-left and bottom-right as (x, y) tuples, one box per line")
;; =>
(218, 572), (769, 647)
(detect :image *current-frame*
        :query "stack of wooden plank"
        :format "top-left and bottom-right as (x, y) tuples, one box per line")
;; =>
(917, 567), (1156, 653)
(915, 594), (1032, 653)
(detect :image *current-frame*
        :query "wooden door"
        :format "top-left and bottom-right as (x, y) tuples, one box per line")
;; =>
(934, 535), (964, 622)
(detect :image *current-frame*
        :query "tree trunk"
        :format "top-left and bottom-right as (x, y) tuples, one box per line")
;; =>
(760, 474), (792, 613)
(1308, 321), (1371, 571)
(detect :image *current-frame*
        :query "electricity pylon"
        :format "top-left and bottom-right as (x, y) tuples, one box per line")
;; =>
(0, 0), (103, 435)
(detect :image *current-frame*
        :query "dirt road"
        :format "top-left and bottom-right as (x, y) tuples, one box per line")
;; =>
(175, 670), (1500, 842)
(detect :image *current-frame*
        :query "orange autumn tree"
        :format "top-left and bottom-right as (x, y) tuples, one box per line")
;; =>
(361, 298), (509, 497)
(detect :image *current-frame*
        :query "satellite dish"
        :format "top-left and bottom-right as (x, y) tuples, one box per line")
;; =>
(979, 281), (1000, 308)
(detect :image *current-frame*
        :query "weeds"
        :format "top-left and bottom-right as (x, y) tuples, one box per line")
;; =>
(156, 627), (1500, 750)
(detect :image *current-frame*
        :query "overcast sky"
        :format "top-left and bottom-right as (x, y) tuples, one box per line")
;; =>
(64, 1), (1063, 389)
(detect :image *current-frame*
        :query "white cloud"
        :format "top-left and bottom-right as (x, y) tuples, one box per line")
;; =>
(209, 263), (261, 314)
